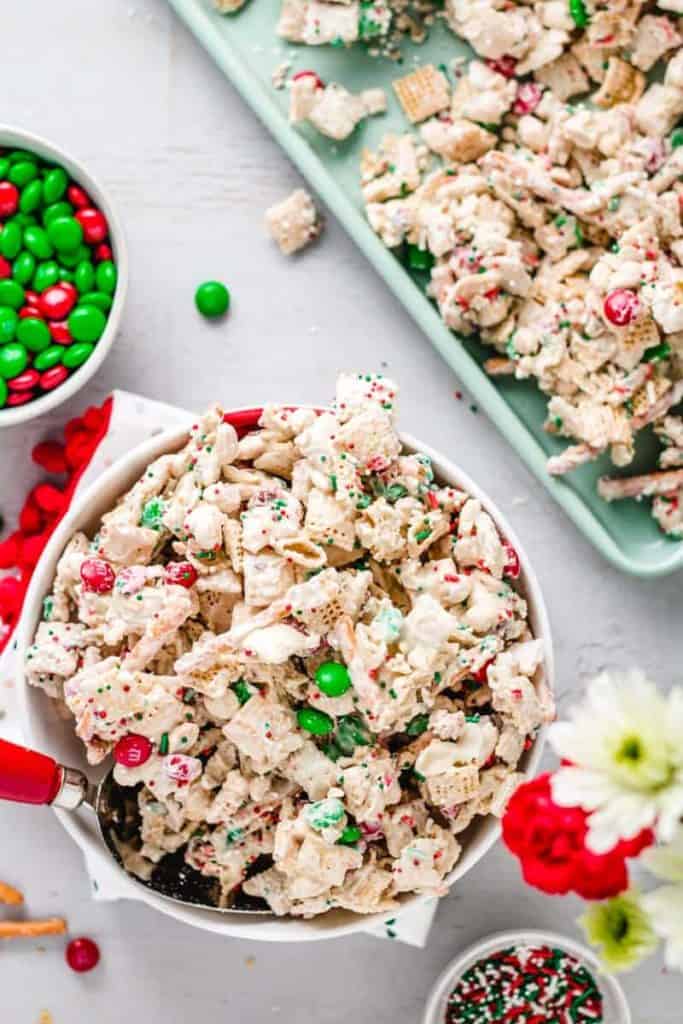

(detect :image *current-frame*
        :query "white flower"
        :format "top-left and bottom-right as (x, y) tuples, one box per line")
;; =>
(642, 827), (683, 971)
(641, 825), (683, 884)
(549, 670), (683, 853)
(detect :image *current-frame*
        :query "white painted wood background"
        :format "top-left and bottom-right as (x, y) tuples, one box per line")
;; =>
(1, 1), (680, 1020)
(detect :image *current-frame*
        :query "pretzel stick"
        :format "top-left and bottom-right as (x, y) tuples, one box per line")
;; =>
(598, 468), (683, 502)
(606, 364), (653, 406)
(547, 443), (603, 476)
(632, 380), (683, 430)
(0, 917), (67, 939)
(0, 881), (24, 906)
(484, 357), (515, 376)
(660, 447), (683, 469)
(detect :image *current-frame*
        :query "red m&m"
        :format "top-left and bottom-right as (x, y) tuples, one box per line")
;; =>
(113, 733), (153, 768)
(66, 937), (100, 973)
(80, 558), (115, 593)
(603, 289), (641, 326)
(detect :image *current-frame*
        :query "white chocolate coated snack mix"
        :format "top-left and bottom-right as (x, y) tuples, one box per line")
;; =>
(26, 374), (551, 918)
(353, 1), (683, 535)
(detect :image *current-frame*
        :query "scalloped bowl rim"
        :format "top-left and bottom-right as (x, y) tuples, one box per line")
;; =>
(15, 408), (554, 941)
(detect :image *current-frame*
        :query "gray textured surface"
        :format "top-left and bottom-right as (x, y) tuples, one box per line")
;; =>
(1, 1), (681, 1020)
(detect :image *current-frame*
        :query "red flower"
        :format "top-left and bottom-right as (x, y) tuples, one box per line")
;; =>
(502, 773), (652, 900)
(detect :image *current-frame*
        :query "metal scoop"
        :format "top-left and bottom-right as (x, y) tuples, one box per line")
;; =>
(0, 738), (269, 914)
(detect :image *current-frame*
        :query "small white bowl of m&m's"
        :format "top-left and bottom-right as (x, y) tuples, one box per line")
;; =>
(0, 126), (127, 426)
(422, 930), (631, 1024)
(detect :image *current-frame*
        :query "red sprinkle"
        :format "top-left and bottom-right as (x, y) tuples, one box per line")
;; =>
(503, 543), (521, 579)
(66, 937), (100, 973)
(292, 70), (325, 89)
(513, 82), (542, 115)
(486, 55), (518, 78)
(471, 658), (494, 684)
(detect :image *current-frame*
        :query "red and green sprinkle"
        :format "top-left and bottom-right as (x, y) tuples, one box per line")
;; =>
(445, 944), (603, 1023)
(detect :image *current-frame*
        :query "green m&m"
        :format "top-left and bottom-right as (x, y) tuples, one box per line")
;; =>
(17, 317), (51, 352)
(33, 260), (60, 291)
(43, 167), (68, 204)
(47, 215), (83, 252)
(0, 222), (23, 260)
(297, 706), (334, 735)
(0, 307), (18, 344)
(0, 342), (28, 378)
(62, 342), (94, 369)
(68, 304), (106, 343)
(0, 280), (24, 310)
(315, 661), (352, 697)
(12, 251), (36, 285)
(95, 260), (117, 294)
(33, 346), (63, 371)
(195, 280), (230, 318)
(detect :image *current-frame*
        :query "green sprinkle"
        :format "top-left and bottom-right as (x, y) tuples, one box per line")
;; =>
(406, 713), (429, 736)
(406, 243), (434, 273)
(232, 679), (253, 705)
(385, 483), (408, 503)
(337, 825), (362, 846)
(643, 341), (671, 363)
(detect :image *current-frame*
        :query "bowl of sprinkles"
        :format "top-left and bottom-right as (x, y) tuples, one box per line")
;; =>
(0, 125), (127, 425)
(423, 930), (630, 1024)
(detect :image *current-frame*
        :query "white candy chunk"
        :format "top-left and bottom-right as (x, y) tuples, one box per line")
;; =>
(402, 594), (458, 648)
(265, 189), (322, 255)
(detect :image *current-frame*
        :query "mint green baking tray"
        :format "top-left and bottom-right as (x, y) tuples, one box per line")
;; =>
(167, 0), (683, 578)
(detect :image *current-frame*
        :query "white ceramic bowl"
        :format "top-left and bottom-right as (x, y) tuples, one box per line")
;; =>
(422, 929), (631, 1024)
(0, 125), (128, 426)
(16, 413), (554, 941)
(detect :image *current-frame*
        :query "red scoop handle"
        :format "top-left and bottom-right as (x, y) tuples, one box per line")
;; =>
(0, 738), (63, 805)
